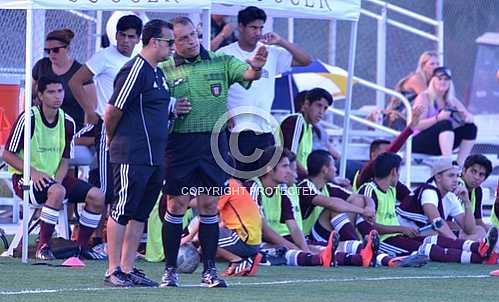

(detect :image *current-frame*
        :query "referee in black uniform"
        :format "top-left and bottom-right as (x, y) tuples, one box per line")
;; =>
(104, 19), (175, 287)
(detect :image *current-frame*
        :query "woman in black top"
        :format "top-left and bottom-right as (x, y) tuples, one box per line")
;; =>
(32, 28), (95, 131)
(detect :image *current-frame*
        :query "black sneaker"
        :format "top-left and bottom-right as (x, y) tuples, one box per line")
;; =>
(201, 267), (227, 288)
(128, 268), (159, 287)
(104, 267), (133, 287)
(35, 243), (56, 260)
(159, 267), (179, 288)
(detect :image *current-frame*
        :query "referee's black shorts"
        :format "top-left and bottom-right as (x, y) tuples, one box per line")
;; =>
(163, 132), (230, 196)
(110, 164), (163, 225)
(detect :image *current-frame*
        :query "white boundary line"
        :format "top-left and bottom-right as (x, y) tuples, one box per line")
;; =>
(0, 274), (491, 295)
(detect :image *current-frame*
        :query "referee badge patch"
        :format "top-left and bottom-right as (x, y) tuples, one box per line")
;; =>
(210, 84), (222, 97)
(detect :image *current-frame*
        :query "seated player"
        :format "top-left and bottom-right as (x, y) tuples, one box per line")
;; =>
(458, 154), (493, 236)
(397, 159), (486, 241)
(3, 77), (105, 260)
(353, 106), (423, 192)
(297, 149), (424, 267)
(359, 152), (497, 264)
(174, 178), (263, 278)
(280, 88), (333, 179)
(247, 147), (418, 268)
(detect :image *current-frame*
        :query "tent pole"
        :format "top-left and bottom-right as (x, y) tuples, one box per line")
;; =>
(339, 21), (358, 179)
(201, 9), (211, 50)
(95, 11), (102, 52)
(22, 8), (34, 264)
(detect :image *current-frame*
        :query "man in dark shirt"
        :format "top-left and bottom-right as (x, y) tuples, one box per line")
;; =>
(104, 19), (174, 288)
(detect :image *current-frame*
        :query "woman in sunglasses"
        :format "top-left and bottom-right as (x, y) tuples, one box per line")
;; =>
(411, 66), (477, 166)
(32, 28), (96, 131)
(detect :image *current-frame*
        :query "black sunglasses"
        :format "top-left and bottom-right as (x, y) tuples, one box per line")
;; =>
(44, 45), (67, 54)
(154, 38), (175, 47)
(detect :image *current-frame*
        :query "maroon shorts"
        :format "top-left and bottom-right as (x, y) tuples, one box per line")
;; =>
(13, 173), (92, 205)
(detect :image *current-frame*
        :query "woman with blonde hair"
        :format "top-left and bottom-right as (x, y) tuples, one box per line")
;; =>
(384, 51), (439, 130)
(32, 28), (95, 131)
(411, 67), (477, 165)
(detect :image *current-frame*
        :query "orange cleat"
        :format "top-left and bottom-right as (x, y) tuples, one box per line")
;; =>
(246, 253), (262, 276)
(479, 226), (498, 261)
(360, 230), (380, 267)
(321, 230), (340, 268)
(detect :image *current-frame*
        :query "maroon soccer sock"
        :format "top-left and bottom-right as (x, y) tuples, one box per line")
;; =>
(38, 206), (59, 250)
(330, 214), (359, 241)
(436, 236), (466, 250)
(38, 221), (56, 250)
(429, 245), (462, 263)
(356, 219), (373, 237)
(285, 250), (322, 266)
(76, 224), (94, 249)
(77, 208), (102, 249)
(335, 252), (363, 266)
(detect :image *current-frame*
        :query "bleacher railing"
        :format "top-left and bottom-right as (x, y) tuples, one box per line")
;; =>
(361, 0), (444, 109)
(326, 76), (413, 186)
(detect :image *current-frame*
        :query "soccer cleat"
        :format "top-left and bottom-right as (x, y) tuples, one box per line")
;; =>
(484, 251), (498, 265)
(128, 268), (159, 287)
(360, 230), (380, 267)
(201, 267), (227, 288)
(159, 267), (179, 288)
(259, 247), (287, 266)
(104, 267), (133, 287)
(479, 226), (498, 261)
(222, 258), (254, 277)
(388, 254), (428, 268)
(221, 262), (242, 277)
(320, 230), (340, 268)
(35, 243), (56, 261)
(78, 246), (108, 260)
(246, 253), (262, 276)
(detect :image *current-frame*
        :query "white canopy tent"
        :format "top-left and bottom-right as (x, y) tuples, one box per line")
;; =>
(0, 0), (212, 263)
(212, 0), (361, 178)
(1, 0), (361, 263)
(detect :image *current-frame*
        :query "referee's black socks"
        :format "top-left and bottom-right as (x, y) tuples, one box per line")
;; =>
(199, 214), (220, 272)
(163, 210), (184, 268)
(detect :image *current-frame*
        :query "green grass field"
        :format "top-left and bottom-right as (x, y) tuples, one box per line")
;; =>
(1, 253), (498, 302)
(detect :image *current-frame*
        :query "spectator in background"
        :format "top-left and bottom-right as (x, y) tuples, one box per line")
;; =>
(411, 67), (477, 165)
(70, 15), (143, 203)
(32, 29), (95, 131)
(384, 51), (439, 130)
(210, 14), (237, 51)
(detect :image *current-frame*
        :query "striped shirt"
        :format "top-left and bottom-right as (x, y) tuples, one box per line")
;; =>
(5, 106), (74, 159)
(159, 46), (250, 133)
(108, 55), (171, 166)
(280, 113), (314, 169)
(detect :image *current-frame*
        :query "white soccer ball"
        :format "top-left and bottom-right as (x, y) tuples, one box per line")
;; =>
(177, 242), (200, 274)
